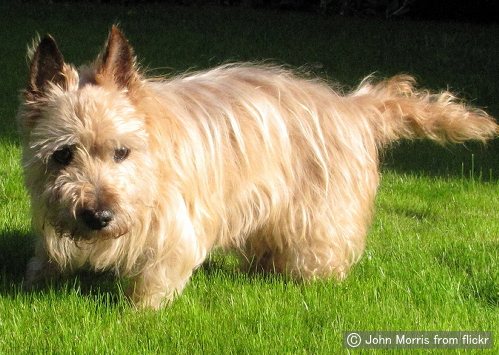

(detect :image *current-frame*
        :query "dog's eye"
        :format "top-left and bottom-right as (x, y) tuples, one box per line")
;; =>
(52, 146), (73, 166)
(114, 147), (130, 162)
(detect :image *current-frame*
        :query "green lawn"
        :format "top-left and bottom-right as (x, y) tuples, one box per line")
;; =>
(0, 3), (498, 353)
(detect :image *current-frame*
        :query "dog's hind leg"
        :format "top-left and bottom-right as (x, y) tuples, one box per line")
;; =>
(239, 218), (367, 281)
(241, 184), (375, 281)
(285, 222), (367, 281)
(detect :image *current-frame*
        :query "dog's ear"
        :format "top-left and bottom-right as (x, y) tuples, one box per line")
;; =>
(96, 25), (137, 90)
(26, 35), (66, 98)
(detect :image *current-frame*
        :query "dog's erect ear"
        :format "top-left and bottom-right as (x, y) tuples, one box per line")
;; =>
(27, 35), (66, 98)
(97, 25), (137, 89)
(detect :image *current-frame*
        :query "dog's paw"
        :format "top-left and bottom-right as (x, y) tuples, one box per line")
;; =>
(125, 284), (174, 310)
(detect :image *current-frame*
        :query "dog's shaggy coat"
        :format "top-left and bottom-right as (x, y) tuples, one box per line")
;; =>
(18, 26), (498, 308)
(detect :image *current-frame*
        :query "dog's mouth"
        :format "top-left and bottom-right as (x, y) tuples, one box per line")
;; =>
(52, 222), (129, 242)
(48, 209), (129, 242)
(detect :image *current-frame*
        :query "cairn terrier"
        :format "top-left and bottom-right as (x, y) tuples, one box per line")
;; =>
(18, 26), (497, 309)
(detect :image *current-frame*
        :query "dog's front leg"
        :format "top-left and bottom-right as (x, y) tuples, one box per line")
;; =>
(25, 240), (62, 288)
(25, 231), (89, 289)
(128, 258), (197, 310)
(127, 228), (208, 309)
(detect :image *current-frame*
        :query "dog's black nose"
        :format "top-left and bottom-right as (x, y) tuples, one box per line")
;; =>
(80, 209), (113, 230)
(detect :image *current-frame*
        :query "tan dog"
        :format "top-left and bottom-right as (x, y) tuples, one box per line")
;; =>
(18, 26), (497, 309)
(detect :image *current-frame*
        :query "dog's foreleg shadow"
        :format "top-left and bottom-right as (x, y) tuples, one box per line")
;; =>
(0, 229), (33, 295)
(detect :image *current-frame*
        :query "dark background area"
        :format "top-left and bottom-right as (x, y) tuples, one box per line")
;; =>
(1, 1), (498, 180)
(29, 0), (499, 23)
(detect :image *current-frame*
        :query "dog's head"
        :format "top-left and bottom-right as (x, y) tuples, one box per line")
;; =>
(18, 27), (155, 240)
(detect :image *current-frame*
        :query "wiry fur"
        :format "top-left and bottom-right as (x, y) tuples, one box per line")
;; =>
(18, 26), (498, 309)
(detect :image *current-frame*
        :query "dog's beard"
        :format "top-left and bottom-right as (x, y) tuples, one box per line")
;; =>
(46, 205), (131, 242)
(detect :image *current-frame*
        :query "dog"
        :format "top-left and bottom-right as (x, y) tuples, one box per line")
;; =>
(18, 26), (498, 309)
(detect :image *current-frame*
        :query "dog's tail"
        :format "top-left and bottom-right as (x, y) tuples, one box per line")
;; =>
(350, 75), (498, 147)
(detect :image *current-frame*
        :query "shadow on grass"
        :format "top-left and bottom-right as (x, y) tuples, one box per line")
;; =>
(0, 230), (32, 287)
(0, 229), (126, 307)
(201, 250), (302, 286)
(434, 243), (499, 307)
(382, 205), (435, 221)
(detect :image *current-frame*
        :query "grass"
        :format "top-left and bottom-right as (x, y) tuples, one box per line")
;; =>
(0, 2), (498, 353)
